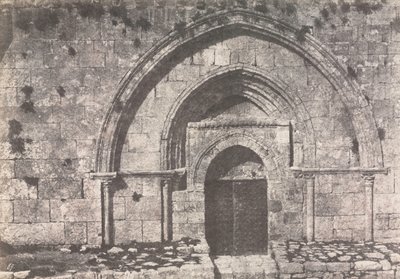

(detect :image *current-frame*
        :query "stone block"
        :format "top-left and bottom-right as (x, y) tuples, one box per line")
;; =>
(172, 191), (188, 201)
(114, 220), (142, 244)
(173, 212), (188, 223)
(0, 223), (64, 245)
(82, 178), (101, 199)
(174, 64), (200, 81)
(304, 261), (327, 272)
(13, 200), (50, 223)
(21, 123), (61, 141)
(376, 270), (395, 279)
(376, 194), (400, 214)
(214, 48), (230, 66)
(0, 272), (13, 279)
(268, 200), (282, 212)
(187, 212), (204, 223)
(315, 193), (357, 216)
(0, 69), (30, 87)
(0, 201), (13, 222)
(274, 48), (304, 67)
(73, 272), (96, 279)
(126, 196), (161, 221)
(380, 260), (392, 271)
(193, 49), (215, 66)
(354, 261), (382, 271)
(0, 179), (37, 200)
(15, 159), (78, 180)
(326, 262), (351, 272)
(38, 179), (82, 199)
(120, 152), (161, 171)
(188, 191), (204, 202)
(0, 160), (14, 179)
(87, 221), (102, 246)
(142, 220), (161, 242)
(113, 197), (126, 220)
(65, 222), (87, 245)
(334, 216), (365, 230)
(127, 133), (160, 153)
(61, 121), (98, 140)
(315, 216), (334, 240)
(50, 199), (101, 222)
(278, 262), (304, 274)
(334, 229), (353, 241)
(283, 212), (302, 224)
(230, 48), (256, 65)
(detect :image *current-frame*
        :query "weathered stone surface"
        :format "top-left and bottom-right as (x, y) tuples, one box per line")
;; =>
(390, 253), (400, 263)
(354, 261), (382, 271)
(50, 199), (101, 222)
(13, 271), (30, 279)
(86, 221), (102, 246)
(0, 200), (13, 222)
(114, 220), (142, 244)
(65, 222), (87, 244)
(125, 197), (161, 221)
(0, 179), (37, 199)
(0, 223), (64, 245)
(326, 262), (351, 272)
(38, 179), (82, 199)
(13, 199), (50, 223)
(107, 247), (124, 254)
(0, 272), (13, 279)
(142, 220), (161, 242)
(278, 262), (303, 274)
(304, 261), (327, 272)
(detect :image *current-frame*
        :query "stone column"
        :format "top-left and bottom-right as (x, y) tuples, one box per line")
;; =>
(362, 173), (375, 241)
(101, 178), (114, 246)
(304, 173), (316, 242)
(161, 179), (168, 242)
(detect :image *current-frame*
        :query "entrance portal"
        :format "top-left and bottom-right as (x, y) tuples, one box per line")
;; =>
(204, 146), (268, 255)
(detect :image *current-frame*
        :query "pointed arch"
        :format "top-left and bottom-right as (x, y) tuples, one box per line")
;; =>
(94, 9), (383, 174)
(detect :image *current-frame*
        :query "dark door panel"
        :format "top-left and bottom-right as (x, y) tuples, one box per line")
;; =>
(205, 179), (268, 255)
(233, 180), (268, 255)
(205, 180), (234, 255)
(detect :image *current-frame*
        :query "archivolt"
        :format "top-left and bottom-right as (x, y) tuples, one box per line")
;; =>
(94, 9), (383, 173)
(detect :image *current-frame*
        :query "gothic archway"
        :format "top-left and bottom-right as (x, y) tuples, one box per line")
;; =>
(94, 9), (384, 175)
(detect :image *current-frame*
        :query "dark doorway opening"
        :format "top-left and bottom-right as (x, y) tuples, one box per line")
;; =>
(204, 146), (268, 255)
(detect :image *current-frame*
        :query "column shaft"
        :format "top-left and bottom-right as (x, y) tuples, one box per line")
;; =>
(305, 174), (315, 242)
(363, 174), (375, 241)
(102, 181), (112, 246)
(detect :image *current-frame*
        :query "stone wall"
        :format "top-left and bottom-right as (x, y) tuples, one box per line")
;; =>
(0, 0), (399, 246)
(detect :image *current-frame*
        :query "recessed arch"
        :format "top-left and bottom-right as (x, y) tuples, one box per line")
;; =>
(160, 64), (315, 171)
(192, 132), (281, 190)
(94, 9), (383, 174)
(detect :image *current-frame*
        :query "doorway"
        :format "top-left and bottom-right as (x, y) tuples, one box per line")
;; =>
(204, 146), (268, 255)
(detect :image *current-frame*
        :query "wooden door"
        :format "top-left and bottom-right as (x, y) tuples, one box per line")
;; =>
(205, 179), (268, 255)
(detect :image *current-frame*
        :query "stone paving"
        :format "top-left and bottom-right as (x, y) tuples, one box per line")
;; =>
(272, 241), (400, 278)
(0, 238), (214, 279)
(212, 255), (278, 279)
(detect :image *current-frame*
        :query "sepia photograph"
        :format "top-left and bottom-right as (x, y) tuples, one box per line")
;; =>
(0, 0), (398, 278)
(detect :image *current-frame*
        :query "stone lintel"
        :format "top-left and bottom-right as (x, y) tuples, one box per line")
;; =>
(187, 119), (290, 129)
(119, 168), (186, 179)
(290, 167), (389, 176)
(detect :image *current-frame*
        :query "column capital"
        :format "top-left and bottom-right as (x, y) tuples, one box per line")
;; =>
(90, 172), (117, 184)
(303, 173), (316, 180)
(361, 173), (375, 185)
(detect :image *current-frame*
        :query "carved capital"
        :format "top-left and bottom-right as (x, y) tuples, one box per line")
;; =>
(361, 173), (375, 187)
(303, 173), (316, 180)
(292, 170), (303, 179)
